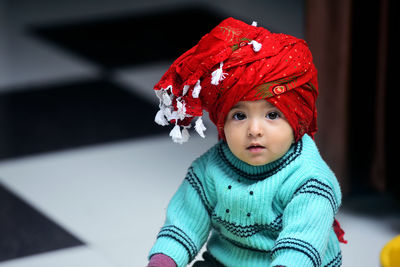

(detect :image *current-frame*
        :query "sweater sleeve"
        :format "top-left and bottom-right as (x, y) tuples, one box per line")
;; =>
(271, 177), (341, 267)
(148, 156), (214, 267)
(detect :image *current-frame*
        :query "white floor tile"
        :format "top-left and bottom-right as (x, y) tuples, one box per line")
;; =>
(0, 134), (218, 264)
(337, 210), (398, 267)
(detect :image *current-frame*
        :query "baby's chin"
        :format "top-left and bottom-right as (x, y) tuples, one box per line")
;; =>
(242, 157), (274, 166)
(242, 153), (284, 166)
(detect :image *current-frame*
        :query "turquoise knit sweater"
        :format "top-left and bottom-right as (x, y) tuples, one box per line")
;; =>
(149, 134), (342, 267)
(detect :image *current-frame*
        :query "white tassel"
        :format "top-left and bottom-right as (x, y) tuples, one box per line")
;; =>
(195, 117), (207, 138)
(162, 91), (172, 106)
(181, 127), (190, 143)
(249, 40), (262, 52)
(170, 124), (183, 143)
(182, 85), (190, 96)
(211, 62), (228, 85)
(192, 79), (202, 98)
(163, 106), (172, 119)
(168, 110), (179, 121)
(251, 21), (258, 26)
(176, 99), (186, 120)
(154, 108), (169, 126)
(155, 86), (173, 106)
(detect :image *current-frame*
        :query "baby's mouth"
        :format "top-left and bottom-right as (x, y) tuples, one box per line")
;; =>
(247, 144), (265, 152)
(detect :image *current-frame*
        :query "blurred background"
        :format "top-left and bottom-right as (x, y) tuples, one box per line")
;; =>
(0, 0), (399, 266)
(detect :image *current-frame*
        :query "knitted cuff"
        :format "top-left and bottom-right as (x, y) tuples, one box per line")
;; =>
(147, 253), (177, 267)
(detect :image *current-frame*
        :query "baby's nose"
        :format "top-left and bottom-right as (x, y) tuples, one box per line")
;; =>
(247, 119), (264, 137)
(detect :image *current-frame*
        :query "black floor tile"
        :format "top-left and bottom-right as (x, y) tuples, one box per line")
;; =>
(29, 5), (227, 69)
(0, 79), (168, 160)
(0, 183), (84, 262)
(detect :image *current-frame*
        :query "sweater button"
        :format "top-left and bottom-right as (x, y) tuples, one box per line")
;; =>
(226, 209), (230, 213)
(247, 213), (251, 217)
(228, 185), (232, 189)
(249, 191), (254, 195)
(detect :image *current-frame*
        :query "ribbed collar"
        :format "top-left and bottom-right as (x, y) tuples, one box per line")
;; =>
(217, 139), (303, 180)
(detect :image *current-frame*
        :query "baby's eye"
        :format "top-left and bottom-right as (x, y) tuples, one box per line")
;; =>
(266, 111), (280, 120)
(233, 112), (247, 120)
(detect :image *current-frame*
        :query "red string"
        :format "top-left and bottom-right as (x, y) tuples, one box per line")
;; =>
(333, 219), (348, 244)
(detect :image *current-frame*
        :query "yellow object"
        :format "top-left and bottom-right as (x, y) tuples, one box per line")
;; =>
(381, 235), (400, 267)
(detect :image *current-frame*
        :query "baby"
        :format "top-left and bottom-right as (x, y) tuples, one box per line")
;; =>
(147, 17), (345, 267)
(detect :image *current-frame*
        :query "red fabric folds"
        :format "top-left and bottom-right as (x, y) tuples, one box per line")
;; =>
(154, 17), (318, 142)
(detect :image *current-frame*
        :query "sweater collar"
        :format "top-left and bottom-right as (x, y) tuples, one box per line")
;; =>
(217, 138), (303, 180)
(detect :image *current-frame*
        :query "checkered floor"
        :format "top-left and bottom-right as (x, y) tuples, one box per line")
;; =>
(0, 1), (398, 266)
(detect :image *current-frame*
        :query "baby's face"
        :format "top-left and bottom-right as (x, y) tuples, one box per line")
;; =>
(224, 99), (294, 166)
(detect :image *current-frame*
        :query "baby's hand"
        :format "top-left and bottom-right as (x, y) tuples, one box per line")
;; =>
(147, 254), (176, 267)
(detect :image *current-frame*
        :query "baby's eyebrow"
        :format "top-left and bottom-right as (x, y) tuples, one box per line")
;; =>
(231, 103), (245, 110)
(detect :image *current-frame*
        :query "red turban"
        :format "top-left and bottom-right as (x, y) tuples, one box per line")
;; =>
(154, 17), (318, 143)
